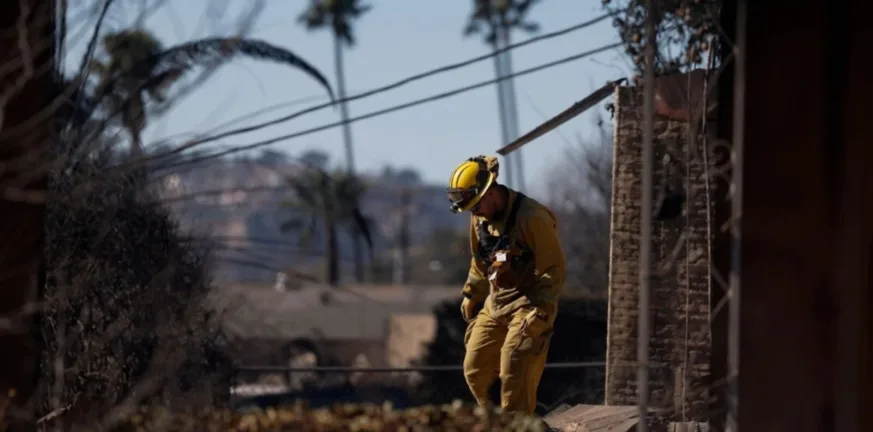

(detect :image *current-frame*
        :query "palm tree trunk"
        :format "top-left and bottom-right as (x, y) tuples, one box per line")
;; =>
(396, 189), (411, 285)
(326, 223), (339, 286)
(332, 35), (364, 283)
(130, 130), (148, 188)
(131, 131), (143, 157)
(333, 36), (355, 174)
(0, 0), (54, 428)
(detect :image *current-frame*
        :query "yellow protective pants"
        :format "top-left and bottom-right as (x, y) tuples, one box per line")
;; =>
(463, 300), (555, 415)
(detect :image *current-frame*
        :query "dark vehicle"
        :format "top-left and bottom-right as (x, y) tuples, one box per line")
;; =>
(233, 382), (416, 413)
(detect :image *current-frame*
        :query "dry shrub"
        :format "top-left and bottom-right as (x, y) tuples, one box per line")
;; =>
(38, 154), (234, 421)
(545, 130), (613, 297)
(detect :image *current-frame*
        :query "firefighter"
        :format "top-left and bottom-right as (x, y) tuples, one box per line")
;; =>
(446, 155), (566, 415)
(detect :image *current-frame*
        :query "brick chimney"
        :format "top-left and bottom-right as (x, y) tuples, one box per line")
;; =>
(604, 74), (715, 421)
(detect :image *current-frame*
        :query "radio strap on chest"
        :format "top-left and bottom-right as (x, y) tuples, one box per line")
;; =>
(505, 192), (525, 233)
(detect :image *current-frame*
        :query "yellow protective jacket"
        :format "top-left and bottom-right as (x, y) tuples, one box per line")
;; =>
(461, 187), (566, 318)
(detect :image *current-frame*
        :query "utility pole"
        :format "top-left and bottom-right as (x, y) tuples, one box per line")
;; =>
(333, 30), (356, 175)
(491, 32), (515, 189)
(498, 21), (525, 190)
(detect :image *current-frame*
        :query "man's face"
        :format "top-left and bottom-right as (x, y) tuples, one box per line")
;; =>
(470, 189), (496, 218)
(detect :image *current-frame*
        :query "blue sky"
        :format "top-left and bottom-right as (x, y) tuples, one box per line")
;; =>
(65, 0), (632, 193)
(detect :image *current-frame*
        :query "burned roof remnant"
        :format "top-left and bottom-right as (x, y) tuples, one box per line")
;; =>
(653, 69), (718, 122)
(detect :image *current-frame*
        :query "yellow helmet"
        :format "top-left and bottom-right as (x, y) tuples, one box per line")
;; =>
(446, 155), (499, 213)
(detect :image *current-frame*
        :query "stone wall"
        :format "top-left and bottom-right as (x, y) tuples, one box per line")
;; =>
(604, 84), (713, 421)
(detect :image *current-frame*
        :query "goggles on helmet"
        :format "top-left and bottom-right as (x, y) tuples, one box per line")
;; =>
(447, 187), (480, 212)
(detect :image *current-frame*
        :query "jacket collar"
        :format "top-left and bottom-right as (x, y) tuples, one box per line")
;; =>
(487, 185), (516, 225)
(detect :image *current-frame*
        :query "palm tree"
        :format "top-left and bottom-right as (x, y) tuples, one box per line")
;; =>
(88, 30), (166, 156)
(83, 30), (336, 160)
(281, 166), (373, 286)
(463, 0), (541, 190)
(298, 0), (371, 282)
(298, 0), (369, 174)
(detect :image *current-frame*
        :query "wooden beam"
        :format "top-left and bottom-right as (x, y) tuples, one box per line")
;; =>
(495, 79), (625, 156)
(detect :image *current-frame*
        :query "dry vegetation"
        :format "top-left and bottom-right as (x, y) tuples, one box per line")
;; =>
(544, 127), (613, 297)
(31, 149), (233, 423)
(604, 0), (722, 74)
(1, 397), (549, 431)
(114, 403), (549, 432)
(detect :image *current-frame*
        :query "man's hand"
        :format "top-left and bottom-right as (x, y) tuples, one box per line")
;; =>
(461, 297), (479, 323)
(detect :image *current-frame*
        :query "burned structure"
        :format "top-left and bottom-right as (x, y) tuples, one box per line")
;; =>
(604, 70), (719, 422)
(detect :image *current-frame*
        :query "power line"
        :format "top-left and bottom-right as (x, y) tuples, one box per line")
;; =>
(157, 185), (288, 204)
(154, 182), (447, 207)
(142, 13), (618, 163)
(157, 42), (624, 170)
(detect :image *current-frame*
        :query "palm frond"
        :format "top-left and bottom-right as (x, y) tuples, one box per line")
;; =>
(298, 5), (328, 29)
(350, 207), (373, 250)
(463, 0), (541, 43)
(519, 22), (540, 33)
(335, 21), (355, 45)
(87, 58), (109, 76)
(515, 0), (540, 15)
(147, 38), (336, 102)
(463, 22), (481, 36)
(298, 0), (371, 46)
(90, 37), (335, 119)
(285, 177), (319, 207)
(350, 4), (372, 16)
(102, 29), (163, 57)
(144, 69), (183, 102)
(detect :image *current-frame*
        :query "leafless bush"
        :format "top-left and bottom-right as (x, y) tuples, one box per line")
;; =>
(37, 151), (234, 422)
(545, 125), (613, 297)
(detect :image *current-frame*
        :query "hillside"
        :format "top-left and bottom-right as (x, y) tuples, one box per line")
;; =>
(156, 155), (467, 284)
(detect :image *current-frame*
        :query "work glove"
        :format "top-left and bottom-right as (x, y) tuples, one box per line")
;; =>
(461, 297), (479, 323)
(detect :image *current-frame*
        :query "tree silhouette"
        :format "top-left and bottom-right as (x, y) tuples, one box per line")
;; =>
(88, 30), (168, 156)
(604, 0), (722, 74)
(300, 149), (331, 171)
(298, 0), (371, 282)
(463, 0), (541, 45)
(546, 130), (614, 296)
(463, 0), (541, 190)
(281, 166), (374, 286)
(81, 30), (335, 158)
